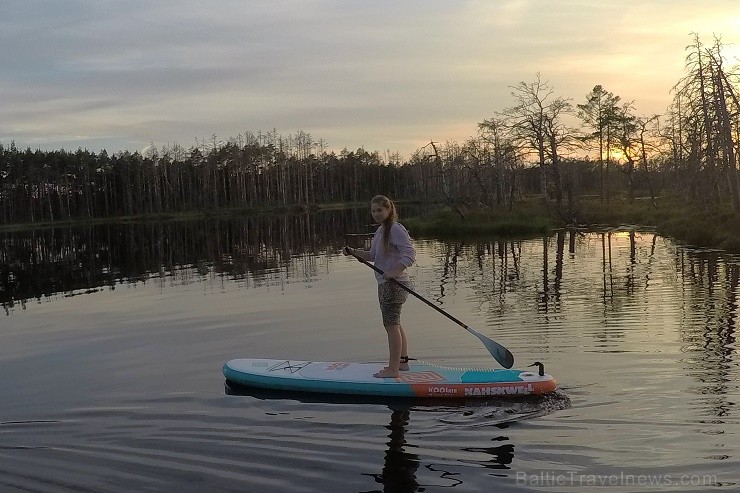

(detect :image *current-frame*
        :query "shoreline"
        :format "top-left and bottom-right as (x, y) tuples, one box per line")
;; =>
(1, 197), (738, 253)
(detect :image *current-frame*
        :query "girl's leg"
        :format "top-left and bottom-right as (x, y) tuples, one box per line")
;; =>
(399, 325), (410, 371)
(374, 324), (402, 378)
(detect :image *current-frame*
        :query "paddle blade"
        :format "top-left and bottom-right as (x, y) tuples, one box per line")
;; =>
(466, 326), (515, 369)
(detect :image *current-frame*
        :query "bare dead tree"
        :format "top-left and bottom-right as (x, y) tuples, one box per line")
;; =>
(671, 34), (740, 210)
(497, 73), (575, 204)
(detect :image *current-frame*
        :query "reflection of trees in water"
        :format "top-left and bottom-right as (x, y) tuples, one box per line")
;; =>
(421, 229), (698, 316)
(419, 230), (738, 371)
(598, 230), (659, 305)
(677, 252), (738, 418)
(0, 209), (370, 314)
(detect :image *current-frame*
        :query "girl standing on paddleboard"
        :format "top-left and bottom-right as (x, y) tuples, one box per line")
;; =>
(344, 195), (416, 378)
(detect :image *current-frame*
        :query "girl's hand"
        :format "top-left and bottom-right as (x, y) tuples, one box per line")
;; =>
(343, 246), (354, 256)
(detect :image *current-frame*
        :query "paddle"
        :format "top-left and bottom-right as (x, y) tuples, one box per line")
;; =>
(348, 251), (515, 369)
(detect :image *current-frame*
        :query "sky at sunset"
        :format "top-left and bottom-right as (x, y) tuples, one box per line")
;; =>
(2, 0), (739, 158)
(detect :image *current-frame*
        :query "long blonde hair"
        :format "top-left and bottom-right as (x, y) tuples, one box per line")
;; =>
(372, 195), (398, 253)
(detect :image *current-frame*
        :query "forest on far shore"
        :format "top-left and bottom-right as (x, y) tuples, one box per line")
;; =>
(1, 35), (738, 228)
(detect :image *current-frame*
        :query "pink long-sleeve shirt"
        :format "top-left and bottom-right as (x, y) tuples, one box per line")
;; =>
(368, 222), (416, 284)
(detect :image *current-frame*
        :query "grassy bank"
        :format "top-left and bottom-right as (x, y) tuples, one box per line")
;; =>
(403, 202), (553, 238)
(404, 197), (740, 253)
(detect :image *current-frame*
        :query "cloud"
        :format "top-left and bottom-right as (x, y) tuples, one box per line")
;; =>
(2, 0), (739, 157)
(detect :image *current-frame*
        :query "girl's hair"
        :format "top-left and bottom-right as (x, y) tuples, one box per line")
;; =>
(371, 195), (397, 253)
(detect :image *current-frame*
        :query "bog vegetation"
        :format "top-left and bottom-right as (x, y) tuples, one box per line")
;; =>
(1, 35), (738, 249)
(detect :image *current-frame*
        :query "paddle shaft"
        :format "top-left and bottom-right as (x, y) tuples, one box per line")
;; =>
(348, 250), (514, 368)
(353, 255), (466, 327)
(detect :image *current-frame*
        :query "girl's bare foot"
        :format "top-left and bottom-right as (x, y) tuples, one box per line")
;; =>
(399, 361), (410, 371)
(373, 367), (400, 378)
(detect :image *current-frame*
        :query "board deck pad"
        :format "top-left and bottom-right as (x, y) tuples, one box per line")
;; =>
(224, 358), (557, 398)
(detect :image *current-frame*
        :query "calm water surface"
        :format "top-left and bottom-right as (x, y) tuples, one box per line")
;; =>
(1, 213), (738, 492)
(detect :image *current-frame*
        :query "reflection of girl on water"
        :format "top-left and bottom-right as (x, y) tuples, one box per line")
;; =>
(365, 405), (521, 491)
(364, 409), (421, 492)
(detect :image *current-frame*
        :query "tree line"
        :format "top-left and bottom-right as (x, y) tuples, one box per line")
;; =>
(1, 34), (738, 226)
(0, 132), (419, 224)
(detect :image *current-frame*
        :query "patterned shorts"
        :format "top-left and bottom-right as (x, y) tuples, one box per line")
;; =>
(378, 280), (410, 326)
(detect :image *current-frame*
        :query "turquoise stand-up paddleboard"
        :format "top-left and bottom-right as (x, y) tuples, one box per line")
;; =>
(223, 358), (557, 398)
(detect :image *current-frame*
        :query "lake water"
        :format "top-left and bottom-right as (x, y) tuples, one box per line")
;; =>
(1, 211), (738, 492)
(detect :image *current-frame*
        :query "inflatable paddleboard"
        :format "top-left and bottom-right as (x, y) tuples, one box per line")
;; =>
(223, 359), (557, 398)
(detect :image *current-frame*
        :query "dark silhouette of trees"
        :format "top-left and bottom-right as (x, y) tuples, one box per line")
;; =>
(577, 85), (622, 203)
(496, 73), (577, 205)
(668, 34), (740, 210)
(0, 135), (438, 224)
(477, 116), (525, 210)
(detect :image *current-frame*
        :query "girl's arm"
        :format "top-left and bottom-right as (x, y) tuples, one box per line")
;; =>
(383, 223), (416, 279)
(392, 223), (416, 267)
